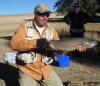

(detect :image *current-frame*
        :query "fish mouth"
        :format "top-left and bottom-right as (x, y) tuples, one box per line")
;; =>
(96, 41), (100, 46)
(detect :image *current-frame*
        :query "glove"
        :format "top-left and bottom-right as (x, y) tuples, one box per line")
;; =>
(37, 38), (50, 49)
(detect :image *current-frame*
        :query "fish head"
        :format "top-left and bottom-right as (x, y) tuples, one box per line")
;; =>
(84, 40), (97, 48)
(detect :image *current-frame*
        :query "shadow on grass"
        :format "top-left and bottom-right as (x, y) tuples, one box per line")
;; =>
(48, 18), (64, 22)
(0, 36), (12, 40)
(0, 36), (12, 48)
(48, 16), (100, 23)
(0, 63), (19, 86)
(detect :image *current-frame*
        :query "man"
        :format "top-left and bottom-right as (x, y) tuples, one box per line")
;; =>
(10, 3), (86, 86)
(64, 3), (90, 37)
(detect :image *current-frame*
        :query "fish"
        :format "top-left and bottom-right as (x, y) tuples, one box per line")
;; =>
(49, 37), (97, 53)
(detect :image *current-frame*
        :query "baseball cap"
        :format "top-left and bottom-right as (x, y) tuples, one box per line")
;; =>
(34, 3), (52, 13)
(74, 3), (80, 7)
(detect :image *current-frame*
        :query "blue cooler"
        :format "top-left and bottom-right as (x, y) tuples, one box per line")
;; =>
(55, 52), (70, 67)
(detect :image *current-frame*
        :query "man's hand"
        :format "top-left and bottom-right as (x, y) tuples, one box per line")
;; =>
(76, 44), (86, 52)
(37, 38), (50, 49)
(49, 44), (54, 49)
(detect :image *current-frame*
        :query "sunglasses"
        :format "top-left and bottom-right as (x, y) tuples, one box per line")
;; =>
(37, 12), (50, 17)
(74, 6), (80, 8)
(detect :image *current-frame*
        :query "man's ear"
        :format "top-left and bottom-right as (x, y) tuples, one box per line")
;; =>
(34, 11), (37, 17)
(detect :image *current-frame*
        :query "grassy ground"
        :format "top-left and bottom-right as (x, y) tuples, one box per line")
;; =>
(0, 13), (100, 86)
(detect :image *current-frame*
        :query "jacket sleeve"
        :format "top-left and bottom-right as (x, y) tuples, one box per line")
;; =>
(10, 24), (37, 51)
(63, 12), (71, 25)
(83, 12), (91, 24)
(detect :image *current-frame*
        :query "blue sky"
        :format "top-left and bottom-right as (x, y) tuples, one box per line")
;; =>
(0, 0), (57, 15)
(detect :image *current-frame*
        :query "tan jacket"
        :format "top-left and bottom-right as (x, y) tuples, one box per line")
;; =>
(10, 20), (60, 80)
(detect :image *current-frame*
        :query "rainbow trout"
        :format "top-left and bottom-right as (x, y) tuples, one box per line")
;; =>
(49, 37), (97, 52)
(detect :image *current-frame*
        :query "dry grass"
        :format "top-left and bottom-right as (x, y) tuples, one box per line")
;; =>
(0, 13), (100, 86)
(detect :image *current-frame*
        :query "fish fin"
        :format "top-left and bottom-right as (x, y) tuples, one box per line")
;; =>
(66, 52), (74, 56)
(56, 51), (64, 54)
(62, 51), (68, 55)
(56, 51), (73, 56)
(57, 51), (75, 56)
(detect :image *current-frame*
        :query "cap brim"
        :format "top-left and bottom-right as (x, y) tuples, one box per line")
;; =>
(37, 11), (52, 14)
(44, 11), (52, 13)
(47, 11), (52, 13)
(48, 11), (52, 13)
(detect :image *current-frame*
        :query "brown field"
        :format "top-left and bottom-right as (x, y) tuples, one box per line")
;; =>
(0, 13), (100, 86)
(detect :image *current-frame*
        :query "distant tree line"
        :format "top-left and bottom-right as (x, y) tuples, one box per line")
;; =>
(54, 0), (100, 17)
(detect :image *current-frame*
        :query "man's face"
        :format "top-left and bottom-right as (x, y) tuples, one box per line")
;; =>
(34, 12), (50, 27)
(74, 5), (80, 13)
